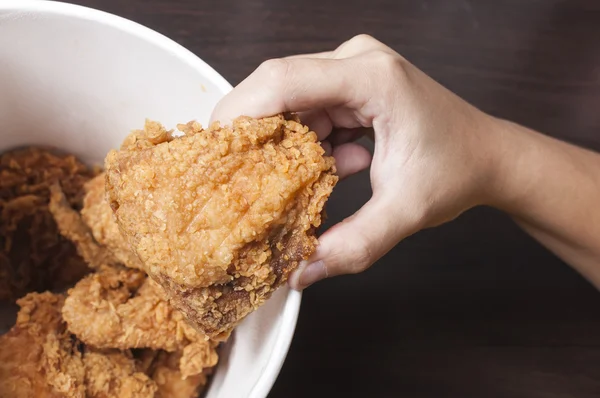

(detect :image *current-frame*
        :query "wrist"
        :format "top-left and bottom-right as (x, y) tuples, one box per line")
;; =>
(481, 117), (536, 214)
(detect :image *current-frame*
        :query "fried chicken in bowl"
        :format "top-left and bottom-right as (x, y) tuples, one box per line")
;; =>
(0, 2), (316, 396)
(106, 114), (337, 339)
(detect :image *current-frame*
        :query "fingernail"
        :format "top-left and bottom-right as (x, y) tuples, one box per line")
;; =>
(297, 260), (327, 290)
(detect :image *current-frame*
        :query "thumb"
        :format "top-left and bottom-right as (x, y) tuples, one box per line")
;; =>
(288, 194), (414, 290)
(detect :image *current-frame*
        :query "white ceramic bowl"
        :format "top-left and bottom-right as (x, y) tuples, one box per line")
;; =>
(0, 1), (301, 397)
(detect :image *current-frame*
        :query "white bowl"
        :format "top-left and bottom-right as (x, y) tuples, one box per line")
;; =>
(0, 1), (301, 397)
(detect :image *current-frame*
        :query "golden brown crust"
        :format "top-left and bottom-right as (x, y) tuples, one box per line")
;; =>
(0, 292), (158, 398)
(0, 147), (96, 301)
(140, 350), (207, 398)
(78, 349), (157, 398)
(61, 266), (218, 374)
(0, 292), (70, 398)
(0, 143), (218, 397)
(50, 182), (219, 380)
(106, 114), (337, 337)
(81, 175), (144, 270)
(48, 183), (119, 270)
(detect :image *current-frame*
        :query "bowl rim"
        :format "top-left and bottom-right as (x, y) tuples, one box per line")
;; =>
(0, 1), (302, 397)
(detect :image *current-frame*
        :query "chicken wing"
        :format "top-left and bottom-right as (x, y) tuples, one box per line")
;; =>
(61, 266), (219, 378)
(105, 114), (337, 337)
(48, 183), (118, 270)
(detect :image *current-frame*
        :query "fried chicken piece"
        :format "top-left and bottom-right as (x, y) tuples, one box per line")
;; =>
(47, 176), (144, 271)
(48, 183), (119, 269)
(42, 329), (157, 398)
(81, 174), (144, 270)
(62, 266), (219, 378)
(105, 114), (337, 337)
(43, 340), (158, 398)
(41, 330), (85, 397)
(0, 292), (66, 398)
(1, 146), (216, 397)
(77, 349), (157, 398)
(0, 147), (96, 301)
(50, 184), (219, 376)
(138, 350), (208, 398)
(0, 291), (161, 398)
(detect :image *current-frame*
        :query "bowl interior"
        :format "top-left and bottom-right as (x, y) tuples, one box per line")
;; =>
(0, 2), (300, 397)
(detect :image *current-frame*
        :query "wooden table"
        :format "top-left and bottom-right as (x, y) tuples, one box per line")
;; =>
(73, 0), (600, 396)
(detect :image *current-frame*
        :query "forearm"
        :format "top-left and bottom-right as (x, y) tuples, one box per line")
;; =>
(487, 118), (600, 286)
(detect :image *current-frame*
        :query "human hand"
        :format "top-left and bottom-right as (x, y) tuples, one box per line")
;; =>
(210, 35), (504, 290)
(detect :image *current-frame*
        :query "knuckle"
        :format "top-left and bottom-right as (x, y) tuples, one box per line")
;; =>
(370, 49), (407, 77)
(347, 34), (380, 50)
(359, 50), (410, 94)
(346, 234), (374, 274)
(257, 58), (290, 81)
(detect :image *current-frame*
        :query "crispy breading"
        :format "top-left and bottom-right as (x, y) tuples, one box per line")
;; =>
(0, 147), (96, 301)
(50, 182), (219, 381)
(61, 267), (218, 377)
(139, 350), (208, 398)
(0, 292), (66, 398)
(81, 175), (144, 270)
(78, 349), (157, 398)
(1, 142), (220, 397)
(105, 114), (337, 337)
(48, 183), (118, 269)
(0, 292), (157, 398)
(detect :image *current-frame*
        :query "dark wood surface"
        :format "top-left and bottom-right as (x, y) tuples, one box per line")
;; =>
(72, 0), (600, 396)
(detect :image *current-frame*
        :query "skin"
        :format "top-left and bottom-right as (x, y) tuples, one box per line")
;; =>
(210, 34), (600, 291)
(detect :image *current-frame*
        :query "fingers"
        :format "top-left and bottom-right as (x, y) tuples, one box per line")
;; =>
(209, 34), (397, 126)
(298, 109), (333, 140)
(332, 142), (371, 179)
(288, 194), (408, 290)
(329, 127), (373, 147)
(210, 57), (363, 126)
